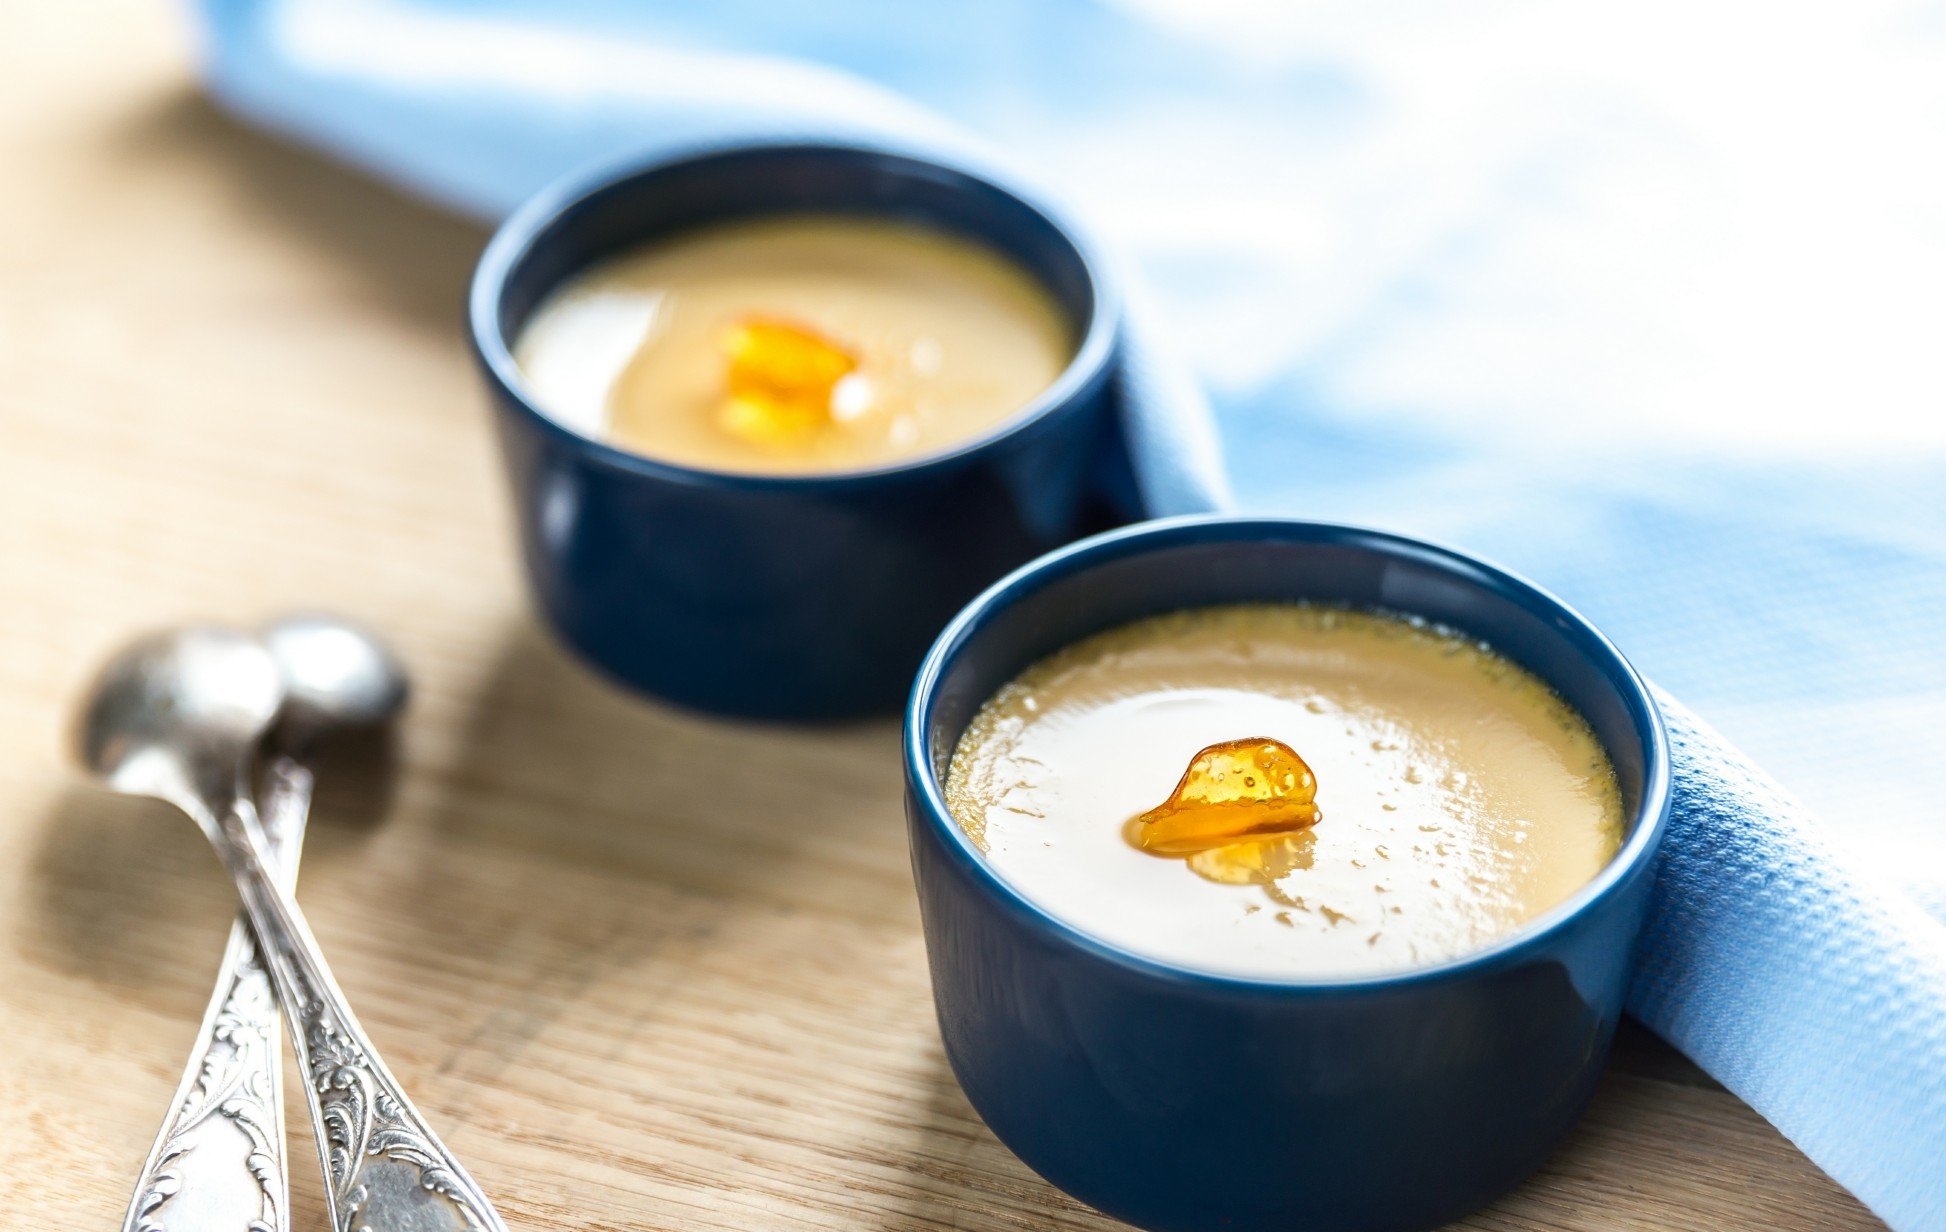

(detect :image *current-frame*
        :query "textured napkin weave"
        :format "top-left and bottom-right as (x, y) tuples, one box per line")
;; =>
(193, 0), (1230, 515)
(1639, 690), (1946, 1230)
(194, 2), (1946, 1227)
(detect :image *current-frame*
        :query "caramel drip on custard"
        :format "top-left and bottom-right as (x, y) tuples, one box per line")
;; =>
(718, 316), (865, 444)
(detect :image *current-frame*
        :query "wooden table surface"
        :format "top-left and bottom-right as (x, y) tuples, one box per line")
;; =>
(0, 7), (1886, 1231)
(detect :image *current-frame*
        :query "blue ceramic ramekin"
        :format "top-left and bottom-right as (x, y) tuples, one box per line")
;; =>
(470, 141), (1123, 719)
(904, 516), (1670, 1232)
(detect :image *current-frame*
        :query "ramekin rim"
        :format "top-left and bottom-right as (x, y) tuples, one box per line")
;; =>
(467, 135), (1122, 492)
(902, 513), (1673, 996)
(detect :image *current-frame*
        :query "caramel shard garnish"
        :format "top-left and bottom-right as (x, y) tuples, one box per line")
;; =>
(719, 316), (860, 444)
(1130, 737), (1321, 856)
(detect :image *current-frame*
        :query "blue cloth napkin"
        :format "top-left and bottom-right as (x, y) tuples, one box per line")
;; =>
(194, 2), (1946, 1226)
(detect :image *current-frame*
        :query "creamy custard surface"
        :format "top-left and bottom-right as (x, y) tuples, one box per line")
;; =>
(943, 604), (1625, 979)
(513, 215), (1074, 473)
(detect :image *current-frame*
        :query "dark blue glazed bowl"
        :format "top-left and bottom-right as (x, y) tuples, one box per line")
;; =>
(470, 141), (1123, 719)
(904, 516), (1670, 1232)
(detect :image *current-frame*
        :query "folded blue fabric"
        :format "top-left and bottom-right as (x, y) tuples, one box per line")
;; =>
(194, 2), (1946, 1226)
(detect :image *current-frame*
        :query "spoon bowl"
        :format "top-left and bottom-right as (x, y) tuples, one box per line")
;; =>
(261, 613), (408, 753)
(75, 626), (283, 821)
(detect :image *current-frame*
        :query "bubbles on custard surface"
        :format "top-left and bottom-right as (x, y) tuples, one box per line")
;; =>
(939, 602), (1626, 978)
(518, 215), (1076, 474)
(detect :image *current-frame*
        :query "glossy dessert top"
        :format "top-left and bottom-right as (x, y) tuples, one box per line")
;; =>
(944, 603), (1624, 979)
(513, 215), (1075, 474)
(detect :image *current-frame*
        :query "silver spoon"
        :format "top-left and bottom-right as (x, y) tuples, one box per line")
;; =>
(261, 611), (409, 803)
(79, 626), (506, 1232)
(258, 617), (409, 893)
(115, 617), (409, 1232)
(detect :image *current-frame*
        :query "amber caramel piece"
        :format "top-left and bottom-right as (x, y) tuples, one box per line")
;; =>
(719, 316), (861, 444)
(1130, 737), (1321, 856)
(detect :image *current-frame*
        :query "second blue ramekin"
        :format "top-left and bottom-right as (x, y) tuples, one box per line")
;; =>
(904, 516), (1671, 1232)
(470, 140), (1124, 719)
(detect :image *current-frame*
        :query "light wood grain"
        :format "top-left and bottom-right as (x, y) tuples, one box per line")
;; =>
(0, 6), (1885, 1231)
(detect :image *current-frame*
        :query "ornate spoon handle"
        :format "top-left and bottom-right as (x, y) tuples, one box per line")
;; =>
(122, 760), (310, 1232)
(211, 793), (507, 1232)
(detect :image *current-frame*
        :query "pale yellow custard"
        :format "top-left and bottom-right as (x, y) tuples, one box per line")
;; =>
(512, 215), (1075, 474)
(944, 604), (1625, 979)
